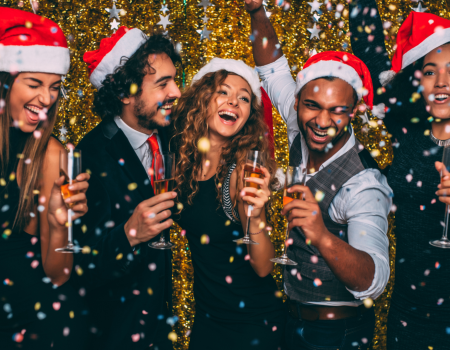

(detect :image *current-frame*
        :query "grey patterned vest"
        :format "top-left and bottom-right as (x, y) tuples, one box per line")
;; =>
(285, 132), (378, 303)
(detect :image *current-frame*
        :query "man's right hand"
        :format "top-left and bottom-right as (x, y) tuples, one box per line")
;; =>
(244, 0), (264, 13)
(124, 191), (177, 247)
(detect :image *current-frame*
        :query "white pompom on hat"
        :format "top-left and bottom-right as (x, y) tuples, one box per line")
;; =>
(192, 58), (262, 103)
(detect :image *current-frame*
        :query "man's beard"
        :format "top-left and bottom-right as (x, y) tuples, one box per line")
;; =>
(298, 119), (348, 153)
(134, 97), (165, 130)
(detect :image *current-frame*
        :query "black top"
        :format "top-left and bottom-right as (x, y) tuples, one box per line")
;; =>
(174, 174), (284, 324)
(350, 0), (450, 319)
(0, 129), (89, 337)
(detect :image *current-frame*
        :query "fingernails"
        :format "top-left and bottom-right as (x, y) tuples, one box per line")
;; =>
(68, 185), (75, 190)
(64, 198), (71, 203)
(172, 192), (177, 197)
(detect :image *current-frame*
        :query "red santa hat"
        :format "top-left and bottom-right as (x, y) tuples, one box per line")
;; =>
(380, 12), (450, 86)
(295, 51), (383, 119)
(192, 59), (275, 156)
(0, 7), (69, 75)
(192, 58), (262, 103)
(84, 26), (148, 89)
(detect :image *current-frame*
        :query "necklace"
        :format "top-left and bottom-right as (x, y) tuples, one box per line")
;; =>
(430, 131), (450, 147)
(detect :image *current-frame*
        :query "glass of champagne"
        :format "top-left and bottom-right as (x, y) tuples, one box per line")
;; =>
(150, 152), (176, 249)
(233, 150), (264, 245)
(270, 165), (306, 265)
(56, 148), (81, 253)
(430, 145), (450, 248)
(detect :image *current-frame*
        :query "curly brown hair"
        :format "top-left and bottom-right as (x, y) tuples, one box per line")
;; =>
(171, 70), (278, 212)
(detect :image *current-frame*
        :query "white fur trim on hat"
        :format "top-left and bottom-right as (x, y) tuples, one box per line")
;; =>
(295, 60), (363, 99)
(90, 28), (148, 89)
(402, 27), (450, 69)
(192, 58), (261, 102)
(0, 45), (70, 75)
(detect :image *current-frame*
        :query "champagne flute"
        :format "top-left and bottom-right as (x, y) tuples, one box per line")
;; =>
(56, 148), (81, 253)
(233, 150), (263, 245)
(270, 165), (306, 265)
(430, 145), (450, 248)
(150, 152), (176, 249)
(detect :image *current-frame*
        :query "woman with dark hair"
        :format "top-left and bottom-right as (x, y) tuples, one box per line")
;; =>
(350, 3), (450, 349)
(0, 8), (90, 349)
(171, 59), (285, 349)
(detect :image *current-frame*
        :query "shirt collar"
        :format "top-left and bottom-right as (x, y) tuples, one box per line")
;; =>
(114, 116), (156, 150)
(300, 124), (355, 175)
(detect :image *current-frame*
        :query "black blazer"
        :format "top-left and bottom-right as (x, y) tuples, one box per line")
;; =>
(71, 118), (172, 350)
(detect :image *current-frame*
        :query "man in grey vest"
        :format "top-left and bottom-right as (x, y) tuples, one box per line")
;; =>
(244, 1), (391, 349)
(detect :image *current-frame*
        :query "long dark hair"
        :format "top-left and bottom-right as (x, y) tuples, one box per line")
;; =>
(0, 72), (61, 232)
(171, 70), (278, 210)
(93, 32), (181, 120)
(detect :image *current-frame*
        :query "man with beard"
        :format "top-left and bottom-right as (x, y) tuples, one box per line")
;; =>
(244, 1), (391, 349)
(71, 28), (181, 350)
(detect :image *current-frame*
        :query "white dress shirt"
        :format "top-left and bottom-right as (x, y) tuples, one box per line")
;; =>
(114, 116), (161, 178)
(257, 56), (392, 306)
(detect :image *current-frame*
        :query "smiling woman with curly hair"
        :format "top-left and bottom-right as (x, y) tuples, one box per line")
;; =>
(170, 59), (285, 350)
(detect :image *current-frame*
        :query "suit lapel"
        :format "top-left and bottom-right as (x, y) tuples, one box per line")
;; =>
(103, 120), (155, 200)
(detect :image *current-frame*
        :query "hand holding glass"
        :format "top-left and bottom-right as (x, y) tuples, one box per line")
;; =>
(150, 152), (176, 249)
(270, 165), (306, 265)
(56, 148), (81, 253)
(233, 150), (263, 245)
(430, 145), (450, 249)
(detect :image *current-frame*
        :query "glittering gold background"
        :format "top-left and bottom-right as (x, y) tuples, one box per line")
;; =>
(2, 0), (449, 349)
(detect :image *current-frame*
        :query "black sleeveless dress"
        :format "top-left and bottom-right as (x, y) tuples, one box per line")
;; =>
(174, 165), (286, 350)
(0, 128), (90, 349)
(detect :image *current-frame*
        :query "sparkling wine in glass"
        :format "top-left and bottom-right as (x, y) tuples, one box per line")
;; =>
(150, 152), (176, 250)
(56, 148), (81, 253)
(233, 150), (263, 245)
(270, 165), (306, 265)
(430, 145), (450, 248)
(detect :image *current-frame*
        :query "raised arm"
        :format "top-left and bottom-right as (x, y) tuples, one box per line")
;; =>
(244, 0), (282, 66)
(349, 0), (391, 104)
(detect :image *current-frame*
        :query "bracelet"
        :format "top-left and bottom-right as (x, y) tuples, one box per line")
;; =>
(249, 229), (264, 235)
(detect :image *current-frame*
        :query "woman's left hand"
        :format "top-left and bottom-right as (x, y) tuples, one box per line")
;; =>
(48, 173), (90, 228)
(436, 161), (450, 205)
(240, 166), (271, 218)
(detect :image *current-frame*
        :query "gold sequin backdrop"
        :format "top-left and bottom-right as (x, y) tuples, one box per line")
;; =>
(2, 0), (449, 348)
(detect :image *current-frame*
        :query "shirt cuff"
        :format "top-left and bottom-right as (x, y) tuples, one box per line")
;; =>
(345, 252), (389, 301)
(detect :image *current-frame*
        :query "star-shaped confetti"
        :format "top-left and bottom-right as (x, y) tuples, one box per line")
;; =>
(157, 15), (173, 30)
(412, 1), (428, 12)
(307, 24), (321, 40)
(59, 125), (68, 135)
(110, 18), (120, 30)
(197, 25), (212, 40)
(197, 0), (214, 11)
(312, 13), (321, 23)
(160, 4), (169, 14)
(307, 0), (323, 13)
(106, 2), (122, 21)
(202, 14), (209, 24)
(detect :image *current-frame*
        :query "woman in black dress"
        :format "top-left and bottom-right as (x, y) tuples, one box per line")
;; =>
(349, 3), (450, 349)
(0, 8), (90, 349)
(171, 58), (285, 349)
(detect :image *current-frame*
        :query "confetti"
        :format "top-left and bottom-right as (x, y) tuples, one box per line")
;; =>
(168, 332), (177, 342)
(197, 137), (210, 153)
(363, 298), (373, 308)
(128, 183), (138, 191)
(225, 276), (232, 284)
(53, 302), (61, 311)
(313, 278), (322, 287)
(200, 234), (209, 244)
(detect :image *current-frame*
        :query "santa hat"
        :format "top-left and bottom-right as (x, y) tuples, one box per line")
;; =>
(295, 51), (384, 119)
(192, 59), (275, 156)
(83, 26), (148, 89)
(0, 7), (69, 75)
(192, 58), (262, 103)
(379, 12), (450, 86)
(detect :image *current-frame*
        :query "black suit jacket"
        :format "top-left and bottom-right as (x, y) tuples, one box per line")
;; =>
(71, 118), (172, 350)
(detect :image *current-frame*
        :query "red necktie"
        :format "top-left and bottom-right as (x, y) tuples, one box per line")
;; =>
(147, 134), (160, 189)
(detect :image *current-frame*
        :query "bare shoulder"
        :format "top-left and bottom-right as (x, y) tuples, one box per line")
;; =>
(42, 137), (64, 179)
